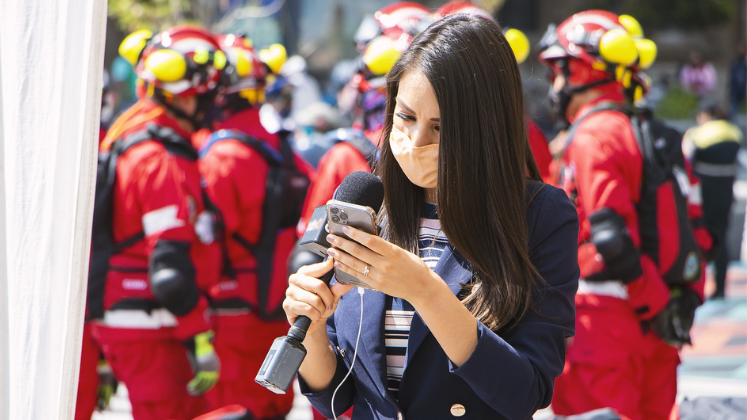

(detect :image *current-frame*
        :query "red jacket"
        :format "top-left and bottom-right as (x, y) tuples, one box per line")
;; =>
(554, 91), (671, 319)
(527, 118), (552, 182)
(102, 98), (220, 340)
(199, 108), (315, 306)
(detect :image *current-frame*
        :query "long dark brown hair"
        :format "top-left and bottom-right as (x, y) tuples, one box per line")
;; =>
(377, 14), (543, 331)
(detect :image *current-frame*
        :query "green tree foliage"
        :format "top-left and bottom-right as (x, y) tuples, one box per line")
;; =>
(581, 0), (735, 30)
(655, 84), (700, 119)
(108, 0), (213, 32)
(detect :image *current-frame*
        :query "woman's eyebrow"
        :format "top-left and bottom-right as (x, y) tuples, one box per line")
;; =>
(396, 98), (416, 114)
(397, 97), (440, 122)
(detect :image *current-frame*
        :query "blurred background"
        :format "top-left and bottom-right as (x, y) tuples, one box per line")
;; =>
(103, 0), (746, 127)
(102, 0), (747, 259)
(95, 1), (747, 419)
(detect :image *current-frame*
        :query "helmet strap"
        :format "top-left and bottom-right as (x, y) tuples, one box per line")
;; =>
(549, 62), (617, 125)
(152, 89), (217, 130)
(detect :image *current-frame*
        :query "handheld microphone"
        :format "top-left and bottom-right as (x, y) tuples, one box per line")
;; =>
(298, 172), (385, 257)
(255, 171), (384, 394)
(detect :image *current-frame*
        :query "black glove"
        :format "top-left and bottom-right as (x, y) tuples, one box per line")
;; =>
(649, 287), (701, 348)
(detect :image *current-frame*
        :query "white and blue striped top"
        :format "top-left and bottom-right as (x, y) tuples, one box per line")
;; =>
(384, 203), (449, 399)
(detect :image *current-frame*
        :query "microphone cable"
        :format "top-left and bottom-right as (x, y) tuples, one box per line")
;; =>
(330, 286), (365, 420)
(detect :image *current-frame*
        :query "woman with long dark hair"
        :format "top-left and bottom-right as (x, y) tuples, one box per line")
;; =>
(283, 14), (579, 420)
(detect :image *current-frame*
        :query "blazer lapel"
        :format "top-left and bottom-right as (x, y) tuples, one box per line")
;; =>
(406, 245), (474, 367)
(349, 288), (391, 400)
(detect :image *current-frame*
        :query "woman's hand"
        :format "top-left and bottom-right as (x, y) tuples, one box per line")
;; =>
(283, 259), (353, 335)
(326, 226), (440, 304)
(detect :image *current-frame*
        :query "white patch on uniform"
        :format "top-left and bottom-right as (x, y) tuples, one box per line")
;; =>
(218, 281), (239, 291)
(122, 279), (148, 290)
(195, 211), (216, 244)
(688, 183), (702, 206)
(142, 205), (186, 235)
(672, 165), (691, 197)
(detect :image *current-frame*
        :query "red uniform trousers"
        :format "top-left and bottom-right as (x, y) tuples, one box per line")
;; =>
(75, 323), (99, 420)
(552, 294), (678, 420)
(91, 325), (207, 420)
(204, 313), (293, 418)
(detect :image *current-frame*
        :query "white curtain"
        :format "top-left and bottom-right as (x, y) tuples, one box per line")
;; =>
(0, 0), (107, 418)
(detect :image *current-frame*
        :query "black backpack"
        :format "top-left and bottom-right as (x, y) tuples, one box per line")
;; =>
(560, 105), (702, 286)
(199, 129), (310, 320)
(87, 124), (198, 321)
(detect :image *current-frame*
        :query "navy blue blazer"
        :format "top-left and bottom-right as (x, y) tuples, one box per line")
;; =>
(300, 184), (579, 420)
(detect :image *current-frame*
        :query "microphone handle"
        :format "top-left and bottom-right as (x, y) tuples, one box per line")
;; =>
(287, 268), (335, 342)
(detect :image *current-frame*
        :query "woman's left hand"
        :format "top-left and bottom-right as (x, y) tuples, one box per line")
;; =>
(325, 226), (439, 303)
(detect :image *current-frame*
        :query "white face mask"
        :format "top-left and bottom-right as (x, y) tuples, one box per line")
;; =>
(389, 126), (439, 189)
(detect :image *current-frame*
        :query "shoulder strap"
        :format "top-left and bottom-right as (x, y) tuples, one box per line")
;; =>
(202, 128), (291, 318)
(107, 124), (197, 251)
(119, 124), (198, 161)
(199, 129), (283, 165)
(557, 103), (628, 158)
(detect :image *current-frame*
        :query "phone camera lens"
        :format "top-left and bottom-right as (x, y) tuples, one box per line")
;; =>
(330, 207), (339, 215)
(331, 215), (340, 223)
(339, 212), (348, 221)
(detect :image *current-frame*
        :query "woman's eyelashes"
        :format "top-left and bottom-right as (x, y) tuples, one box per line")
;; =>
(395, 111), (440, 132)
(395, 111), (415, 122)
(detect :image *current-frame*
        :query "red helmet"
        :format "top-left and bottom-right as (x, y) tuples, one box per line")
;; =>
(350, 33), (411, 134)
(538, 11), (657, 99)
(433, 1), (493, 21)
(135, 25), (225, 98)
(354, 2), (431, 51)
(217, 34), (267, 97)
(538, 10), (638, 67)
(538, 11), (642, 85)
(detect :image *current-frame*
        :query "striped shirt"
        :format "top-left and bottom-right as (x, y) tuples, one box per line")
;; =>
(384, 203), (449, 399)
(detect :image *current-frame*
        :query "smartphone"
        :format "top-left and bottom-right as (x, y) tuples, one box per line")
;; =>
(326, 199), (378, 289)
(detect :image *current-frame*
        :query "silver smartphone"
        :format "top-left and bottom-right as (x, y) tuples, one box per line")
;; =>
(326, 199), (378, 289)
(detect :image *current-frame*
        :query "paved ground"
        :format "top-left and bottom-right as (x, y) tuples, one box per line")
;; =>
(94, 263), (747, 420)
(677, 262), (747, 402)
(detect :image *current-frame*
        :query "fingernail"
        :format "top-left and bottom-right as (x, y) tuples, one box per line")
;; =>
(342, 226), (351, 234)
(328, 304), (334, 311)
(326, 234), (336, 244)
(334, 261), (343, 269)
(327, 248), (337, 257)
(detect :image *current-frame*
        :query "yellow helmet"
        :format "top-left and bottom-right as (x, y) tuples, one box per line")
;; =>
(133, 25), (226, 97)
(119, 29), (153, 67)
(363, 35), (403, 76)
(505, 28), (530, 64)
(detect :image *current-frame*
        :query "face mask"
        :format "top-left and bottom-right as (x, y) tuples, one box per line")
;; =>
(389, 126), (439, 189)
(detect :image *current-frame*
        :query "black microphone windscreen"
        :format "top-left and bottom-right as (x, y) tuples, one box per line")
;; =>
(333, 171), (384, 211)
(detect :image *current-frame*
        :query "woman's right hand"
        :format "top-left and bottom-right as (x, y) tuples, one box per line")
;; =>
(283, 258), (353, 335)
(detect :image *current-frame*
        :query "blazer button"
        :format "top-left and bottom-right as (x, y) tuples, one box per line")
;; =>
(450, 404), (466, 417)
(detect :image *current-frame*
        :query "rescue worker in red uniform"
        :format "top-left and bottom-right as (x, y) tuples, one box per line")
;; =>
(537, 11), (707, 420)
(196, 34), (314, 419)
(90, 26), (224, 420)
